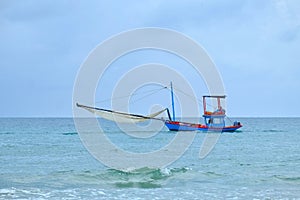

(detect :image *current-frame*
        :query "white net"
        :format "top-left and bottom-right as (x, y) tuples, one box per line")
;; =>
(77, 103), (166, 123)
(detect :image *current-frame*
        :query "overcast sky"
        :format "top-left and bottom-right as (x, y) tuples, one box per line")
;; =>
(1, 0), (299, 117)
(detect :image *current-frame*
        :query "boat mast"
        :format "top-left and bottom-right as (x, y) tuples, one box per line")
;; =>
(170, 82), (176, 121)
(203, 96), (206, 113)
(217, 97), (221, 109)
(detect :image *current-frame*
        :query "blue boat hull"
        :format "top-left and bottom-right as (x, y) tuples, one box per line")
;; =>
(165, 121), (242, 132)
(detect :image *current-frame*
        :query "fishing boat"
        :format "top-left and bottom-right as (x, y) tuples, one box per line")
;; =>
(77, 82), (242, 132)
(164, 83), (242, 132)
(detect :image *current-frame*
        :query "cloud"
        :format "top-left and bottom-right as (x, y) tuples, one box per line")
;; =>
(0, 0), (299, 116)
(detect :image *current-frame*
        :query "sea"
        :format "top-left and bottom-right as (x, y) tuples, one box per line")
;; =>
(1, 118), (300, 199)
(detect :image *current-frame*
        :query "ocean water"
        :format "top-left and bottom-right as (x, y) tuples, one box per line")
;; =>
(0, 118), (300, 199)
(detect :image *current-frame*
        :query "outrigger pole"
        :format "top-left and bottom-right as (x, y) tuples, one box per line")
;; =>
(170, 82), (176, 121)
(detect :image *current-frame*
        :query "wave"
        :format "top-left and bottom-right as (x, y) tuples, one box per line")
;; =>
(202, 171), (224, 177)
(1, 131), (79, 135)
(262, 129), (285, 133)
(102, 167), (189, 188)
(242, 129), (285, 133)
(48, 167), (191, 189)
(273, 175), (300, 182)
(62, 132), (78, 135)
(0, 132), (15, 135)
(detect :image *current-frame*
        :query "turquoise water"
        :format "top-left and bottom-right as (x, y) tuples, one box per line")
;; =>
(1, 118), (300, 199)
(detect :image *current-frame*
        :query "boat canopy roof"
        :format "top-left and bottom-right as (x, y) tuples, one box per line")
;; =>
(203, 95), (226, 98)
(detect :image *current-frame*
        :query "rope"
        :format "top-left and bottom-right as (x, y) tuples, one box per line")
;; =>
(95, 86), (167, 104)
(172, 87), (203, 104)
(170, 86), (221, 110)
(128, 86), (168, 105)
(226, 116), (233, 123)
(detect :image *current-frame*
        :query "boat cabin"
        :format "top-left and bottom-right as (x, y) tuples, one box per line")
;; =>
(202, 95), (226, 128)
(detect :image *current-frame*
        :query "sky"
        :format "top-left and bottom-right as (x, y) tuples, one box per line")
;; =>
(0, 0), (300, 117)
